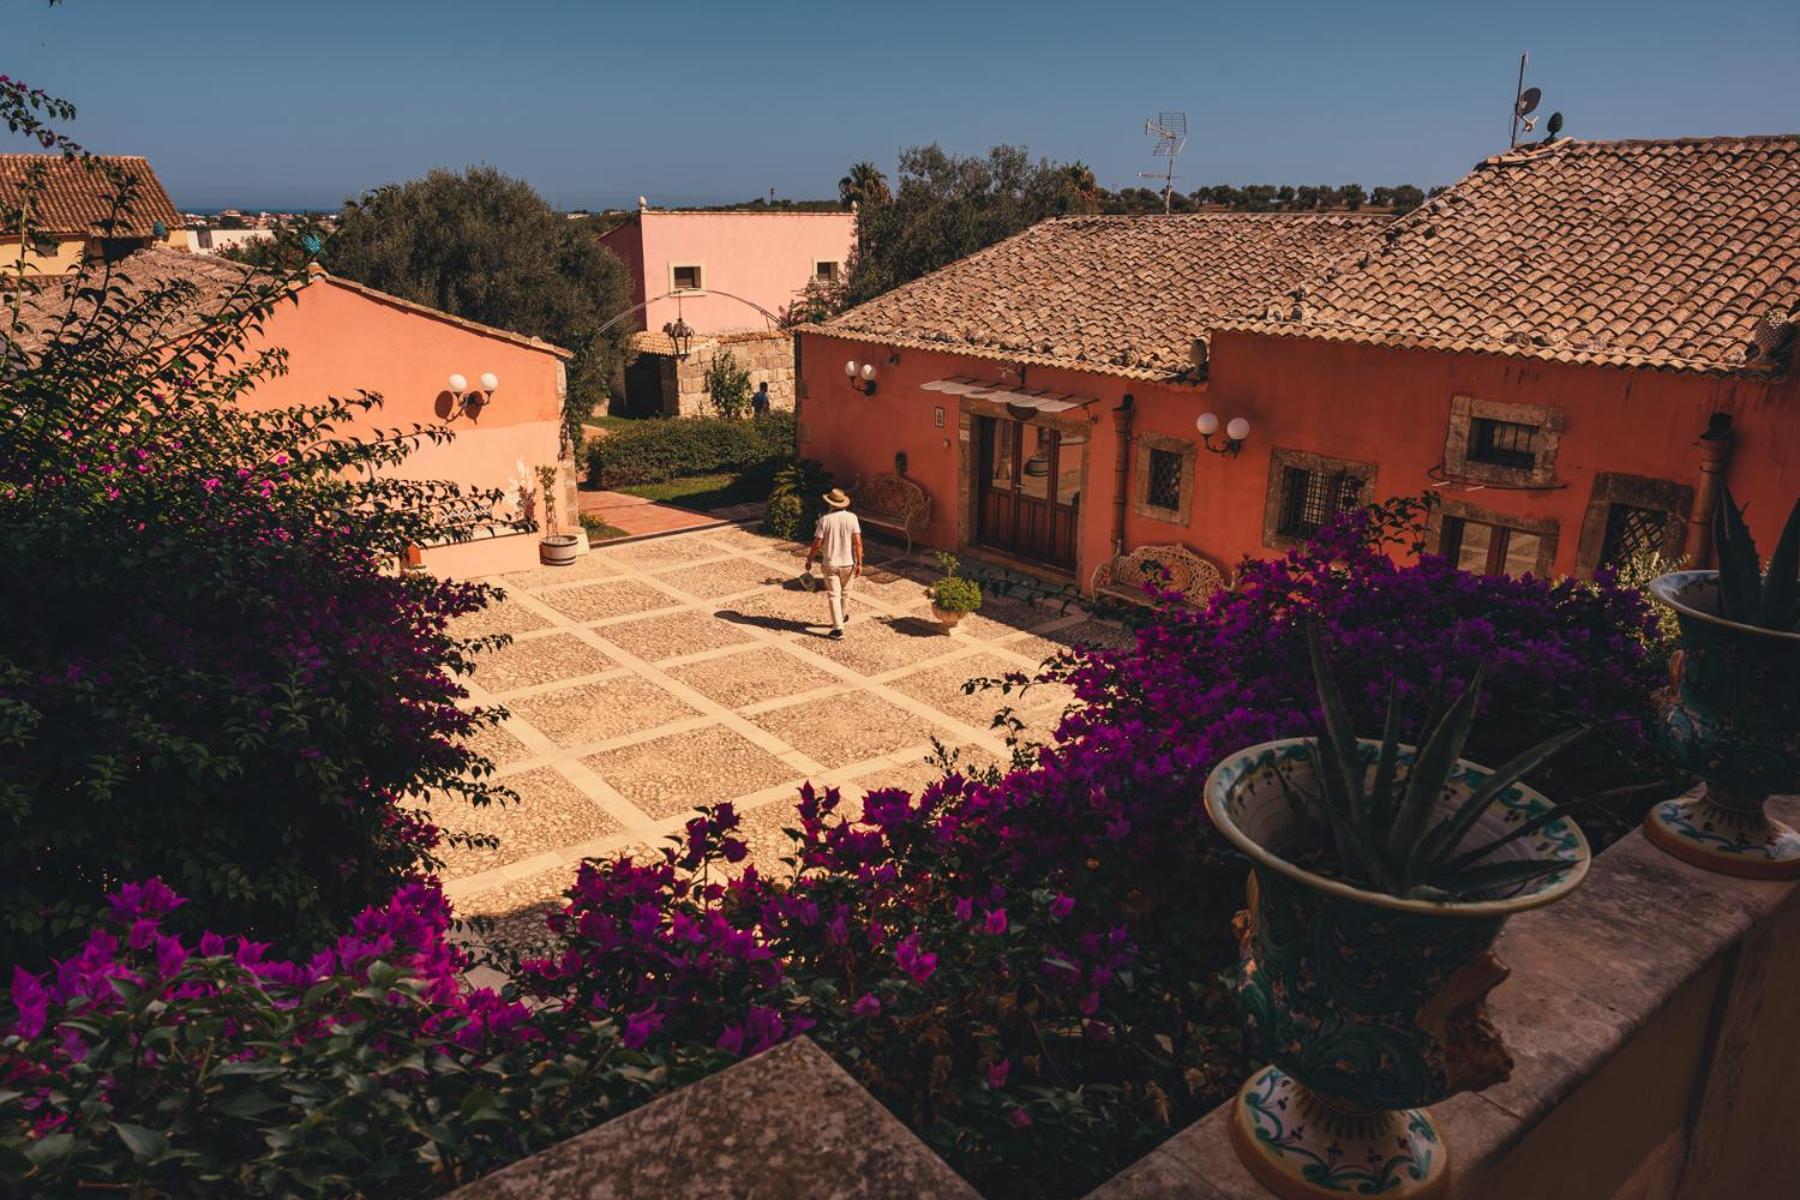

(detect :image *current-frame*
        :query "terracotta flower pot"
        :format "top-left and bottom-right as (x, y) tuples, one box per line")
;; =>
(930, 604), (968, 632)
(1643, 570), (1800, 879)
(539, 533), (581, 567)
(1204, 738), (1592, 1200)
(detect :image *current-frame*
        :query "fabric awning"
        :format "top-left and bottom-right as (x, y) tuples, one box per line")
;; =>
(919, 375), (1097, 413)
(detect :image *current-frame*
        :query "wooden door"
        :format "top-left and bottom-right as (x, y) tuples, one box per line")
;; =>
(977, 416), (1080, 569)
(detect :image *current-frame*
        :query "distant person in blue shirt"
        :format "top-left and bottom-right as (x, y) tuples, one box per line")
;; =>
(751, 382), (771, 416)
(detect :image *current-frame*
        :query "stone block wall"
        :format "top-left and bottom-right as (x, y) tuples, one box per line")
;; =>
(660, 331), (796, 417)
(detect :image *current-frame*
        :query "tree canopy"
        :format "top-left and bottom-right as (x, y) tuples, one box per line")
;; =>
(237, 168), (634, 448)
(845, 144), (1095, 306)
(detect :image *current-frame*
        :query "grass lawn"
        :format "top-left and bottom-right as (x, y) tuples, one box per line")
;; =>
(619, 471), (768, 512)
(579, 513), (632, 543)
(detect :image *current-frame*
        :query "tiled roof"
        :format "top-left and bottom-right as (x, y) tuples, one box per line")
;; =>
(816, 213), (1389, 381)
(0, 154), (183, 239)
(1216, 136), (1800, 376)
(8, 247), (569, 359)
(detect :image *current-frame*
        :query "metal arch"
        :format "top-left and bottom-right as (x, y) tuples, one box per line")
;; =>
(591, 288), (788, 339)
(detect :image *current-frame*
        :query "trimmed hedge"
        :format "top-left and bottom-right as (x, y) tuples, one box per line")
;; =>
(586, 412), (795, 488)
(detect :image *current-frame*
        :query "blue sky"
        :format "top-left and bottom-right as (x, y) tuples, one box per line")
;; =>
(6, 0), (1798, 212)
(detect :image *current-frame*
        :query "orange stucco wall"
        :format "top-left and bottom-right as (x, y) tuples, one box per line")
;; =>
(796, 329), (1800, 591)
(605, 211), (856, 334)
(235, 277), (569, 573)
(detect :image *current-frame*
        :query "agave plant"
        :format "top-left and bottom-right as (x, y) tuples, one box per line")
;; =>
(1713, 486), (1800, 632)
(1276, 627), (1592, 901)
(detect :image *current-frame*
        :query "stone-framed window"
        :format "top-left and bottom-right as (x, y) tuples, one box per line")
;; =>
(815, 260), (841, 283)
(1130, 433), (1196, 526)
(1262, 448), (1377, 548)
(1444, 395), (1564, 486)
(1427, 498), (1559, 578)
(671, 263), (705, 292)
(1574, 473), (1693, 578)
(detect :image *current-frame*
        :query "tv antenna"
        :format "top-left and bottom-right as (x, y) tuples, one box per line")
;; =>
(1140, 112), (1187, 213)
(1510, 53), (1543, 147)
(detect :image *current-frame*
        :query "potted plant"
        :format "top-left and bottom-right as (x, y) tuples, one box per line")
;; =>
(925, 552), (982, 632)
(1203, 629), (1592, 1199)
(536, 463), (581, 567)
(1643, 488), (1800, 879)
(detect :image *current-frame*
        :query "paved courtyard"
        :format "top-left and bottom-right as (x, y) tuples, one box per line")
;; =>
(439, 523), (1130, 930)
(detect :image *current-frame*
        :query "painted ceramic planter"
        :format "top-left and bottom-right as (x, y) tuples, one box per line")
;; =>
(1643, 571), (1800, 880)
(1204, 738), (1591, 1200)
(930, 604), (969, 632)
(539, 534), (581, 566)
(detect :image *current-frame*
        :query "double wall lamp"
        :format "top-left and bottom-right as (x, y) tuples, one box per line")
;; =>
(844, 358), (878, 395)
(1197, 411), (1251, 457)
(447, 372), (500, 417)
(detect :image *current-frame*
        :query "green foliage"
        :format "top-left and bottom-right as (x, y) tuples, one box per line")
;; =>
(1712, 485), (1800, 631)
(534, 463), (560, 533)
(846, 144), (1095, 306)
(585, 412), (794, 489)
(927, 552), (983, 613)
(313, 166), (633, 452)
(1279, 627), (1592, 901)
(702, 350), (753, 419)
(838, 161), (890, 209)
(1, 92), (512, 964)
(762, 458), (834, 540)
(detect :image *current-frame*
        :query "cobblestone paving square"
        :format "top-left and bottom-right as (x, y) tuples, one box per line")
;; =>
(663, 646), (842, 710)
(448, 597), (551, 640)
(440, 523), (1125, 924)
(654, 556), (792, 599)
(581, 724), (800, 819)
(592, 610), (755, 662)
(535, 578), (679, 622)
(506, 676), (699, 748)
(749, 691), (934, 771)
(433, 767), (621, 878)
(467, 632), (616, 694)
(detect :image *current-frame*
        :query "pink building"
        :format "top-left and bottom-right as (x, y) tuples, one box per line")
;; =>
(600, 205), (856, 334)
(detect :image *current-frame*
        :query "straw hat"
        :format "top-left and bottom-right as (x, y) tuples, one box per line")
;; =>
(823, 488), (851, 510)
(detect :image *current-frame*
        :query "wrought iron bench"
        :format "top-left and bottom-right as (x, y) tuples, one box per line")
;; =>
(1090, 543), (1229, 608)
(851, 473), (931, 553)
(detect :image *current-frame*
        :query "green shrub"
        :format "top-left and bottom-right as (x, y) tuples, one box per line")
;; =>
(926, 553), (983, 613)
(704, 350), (753, 419)
(763, 458), (834, 540)
(585, 412), (794, 488)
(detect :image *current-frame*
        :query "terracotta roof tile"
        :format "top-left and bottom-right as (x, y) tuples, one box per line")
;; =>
(0, 154), (182, 239)
(1217, 136), (1800, 375)
(819, 213), (1388, 381)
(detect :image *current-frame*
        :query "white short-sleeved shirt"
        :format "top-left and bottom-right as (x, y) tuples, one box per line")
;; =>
(814, 510), (862, 568)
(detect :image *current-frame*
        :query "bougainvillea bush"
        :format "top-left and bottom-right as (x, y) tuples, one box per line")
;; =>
(0, 123), (513, 962)
(0, 879), (720, 1196)
(3, 501), (1668, 1198)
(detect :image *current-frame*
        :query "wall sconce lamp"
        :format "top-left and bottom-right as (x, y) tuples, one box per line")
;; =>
(447, 372), (501, 417)
(663, 318), (696, 360)
(845, 359), (878, 395)
(1197, 412), (1250, 457)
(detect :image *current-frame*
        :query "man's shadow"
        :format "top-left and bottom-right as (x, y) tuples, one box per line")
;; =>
(715, 609), (823, 636)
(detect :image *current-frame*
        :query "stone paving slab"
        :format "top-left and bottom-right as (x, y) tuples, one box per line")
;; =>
(439, 522), (1128, 927)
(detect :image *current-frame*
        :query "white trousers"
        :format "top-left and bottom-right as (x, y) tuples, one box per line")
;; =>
(823, 565), (855, 628)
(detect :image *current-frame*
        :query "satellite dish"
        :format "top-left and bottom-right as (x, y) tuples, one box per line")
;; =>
(1516, 87), (1542, 117)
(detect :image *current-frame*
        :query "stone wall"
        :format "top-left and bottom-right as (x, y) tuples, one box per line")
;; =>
(659, 330), (796, 417)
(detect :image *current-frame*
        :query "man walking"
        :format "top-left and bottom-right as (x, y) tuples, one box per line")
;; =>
(751, 381), (772, 416)
(803, 488), (862, 638)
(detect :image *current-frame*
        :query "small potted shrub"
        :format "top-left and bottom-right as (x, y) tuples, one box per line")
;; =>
(925, 551), (982, 631)
(1644, 487), (1800, 878)
(536, 463), (581, 567)
(1204, 629), (1592, 1199)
